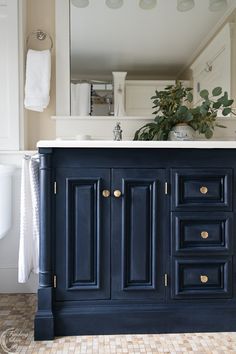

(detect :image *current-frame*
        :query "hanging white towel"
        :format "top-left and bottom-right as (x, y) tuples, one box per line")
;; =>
(18, 157), (39, 283)
(24, 49), (51, 112)
(29, 159), (39, 274)
(71, 83), (91, 116)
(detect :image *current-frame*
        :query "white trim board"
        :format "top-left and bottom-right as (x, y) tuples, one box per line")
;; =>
(56, 0), (70, 116)
(37, 139), (236, 149)
(0, 0), (20, 150)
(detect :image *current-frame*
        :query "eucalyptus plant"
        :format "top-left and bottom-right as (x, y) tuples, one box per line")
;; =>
(134, 81), (235, 140)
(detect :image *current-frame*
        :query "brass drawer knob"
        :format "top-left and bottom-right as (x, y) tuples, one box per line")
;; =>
(102, 190), (110, 198)
(200, 186), (208, 194)
(201, 231), (209, 239)
(114, 190), (122, 198)
(200, 275), (209, 284)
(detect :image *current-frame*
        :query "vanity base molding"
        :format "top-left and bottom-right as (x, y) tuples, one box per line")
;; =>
(53, 305), (236, 337)
(35, 148), (236, 340)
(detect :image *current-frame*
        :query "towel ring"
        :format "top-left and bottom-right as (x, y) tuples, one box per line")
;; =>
(26, 29), (53, 51)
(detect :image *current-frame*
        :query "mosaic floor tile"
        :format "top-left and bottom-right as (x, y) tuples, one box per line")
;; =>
(0, 294), (236, 353)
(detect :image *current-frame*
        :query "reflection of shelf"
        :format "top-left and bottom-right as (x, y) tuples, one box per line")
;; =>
(51, 115), (153, 120)
(52, 115), (236, 121)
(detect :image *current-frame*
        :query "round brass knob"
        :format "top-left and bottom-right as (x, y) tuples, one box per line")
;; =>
(200, 275), (208, 284)
(201, 231), (209, 239)
(102, 190), (110, 198)
(114, 190), (122, 198)
(200, 186), (208, 194)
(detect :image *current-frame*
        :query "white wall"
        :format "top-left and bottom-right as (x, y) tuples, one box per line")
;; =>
(0, 152), (38, 293)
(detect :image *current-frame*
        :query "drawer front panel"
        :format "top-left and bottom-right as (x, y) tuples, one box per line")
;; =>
(172, 213), (233, 255)
(172, 258), (232, 299)
(171, 169), (232, 211)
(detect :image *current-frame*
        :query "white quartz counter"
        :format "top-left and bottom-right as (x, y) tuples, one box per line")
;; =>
(37, 140), (236, 149)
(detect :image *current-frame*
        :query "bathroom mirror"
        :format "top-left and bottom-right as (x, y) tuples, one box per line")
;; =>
(69, 0), (235, 116)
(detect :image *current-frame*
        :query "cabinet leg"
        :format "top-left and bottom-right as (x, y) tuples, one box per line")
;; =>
(34, 288), (54, 340)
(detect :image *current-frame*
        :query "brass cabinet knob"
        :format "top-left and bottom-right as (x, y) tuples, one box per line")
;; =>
(201, 231), (209, 239)
(200, 275), (209, 284)
(200, 186), (208, 194)
(102, 190), (110, 198)
(114, 190), (122, 198)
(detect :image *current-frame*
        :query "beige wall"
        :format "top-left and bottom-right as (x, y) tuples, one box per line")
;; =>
(26, 0), (56, 150)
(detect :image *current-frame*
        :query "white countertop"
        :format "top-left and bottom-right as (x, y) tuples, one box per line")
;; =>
(37, 140), (236, 149)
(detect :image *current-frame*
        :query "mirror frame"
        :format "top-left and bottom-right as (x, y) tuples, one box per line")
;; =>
(56, 0), (70, 115)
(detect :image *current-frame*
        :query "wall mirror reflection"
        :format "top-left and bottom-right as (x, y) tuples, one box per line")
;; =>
(70, 0), (235, 117)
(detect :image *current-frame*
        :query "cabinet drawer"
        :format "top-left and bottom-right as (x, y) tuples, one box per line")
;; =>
(172, 258), (232, 299)
(171, 213), (233, 255)
(171, 169), (232, 211)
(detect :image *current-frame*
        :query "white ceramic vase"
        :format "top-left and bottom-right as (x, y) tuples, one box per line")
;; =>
(168, 123), (195, 141)
(112, 72), (127, 117)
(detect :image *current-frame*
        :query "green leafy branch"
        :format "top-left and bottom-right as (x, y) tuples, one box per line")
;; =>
(134, 82), (235, 141)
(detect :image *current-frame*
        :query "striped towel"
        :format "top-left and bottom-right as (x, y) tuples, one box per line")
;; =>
(18, 157), (39, 283)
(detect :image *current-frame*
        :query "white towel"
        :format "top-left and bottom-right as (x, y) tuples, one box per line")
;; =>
(29, 159), (40, 274)
(18, 157), (39, 283)
(71, 83), (91, 116)
(24, 49), (51, 112)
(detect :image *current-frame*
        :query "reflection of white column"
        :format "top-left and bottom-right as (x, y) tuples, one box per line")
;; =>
(112, 72), (127, 117)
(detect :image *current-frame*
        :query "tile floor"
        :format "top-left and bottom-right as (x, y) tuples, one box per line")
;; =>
(0, 294), (236, 353)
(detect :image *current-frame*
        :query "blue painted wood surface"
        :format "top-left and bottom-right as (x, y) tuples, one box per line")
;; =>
(35, 148), (236, 340)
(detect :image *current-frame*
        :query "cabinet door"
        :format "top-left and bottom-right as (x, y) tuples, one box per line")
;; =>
(112, 169), (166, 300)
(55, 168), (110, 301)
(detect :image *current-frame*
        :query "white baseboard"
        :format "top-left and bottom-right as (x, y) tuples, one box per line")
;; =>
(0, 267), (38, 293)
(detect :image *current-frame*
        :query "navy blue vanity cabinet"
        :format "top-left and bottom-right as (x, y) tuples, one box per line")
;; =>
(35, 148), (236, 340)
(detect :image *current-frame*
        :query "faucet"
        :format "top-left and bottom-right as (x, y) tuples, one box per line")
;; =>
(113, 122), (123, 141)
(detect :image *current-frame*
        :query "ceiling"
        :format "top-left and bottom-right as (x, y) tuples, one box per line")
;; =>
(70, 0), (235, 80)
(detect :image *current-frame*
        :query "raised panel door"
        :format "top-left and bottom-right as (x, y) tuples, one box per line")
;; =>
(111, 169), (166, 300)
(55, 168), (110, 301)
